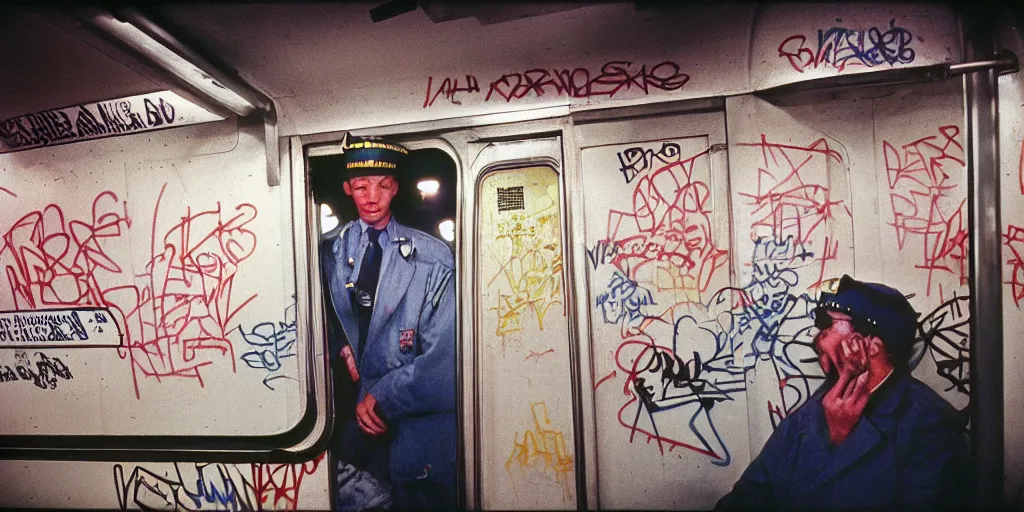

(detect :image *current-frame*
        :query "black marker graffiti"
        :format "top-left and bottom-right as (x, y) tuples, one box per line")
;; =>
(916, 294), (970, 396)
(0, 94), (181, 151)
(0, 310), (89, 344)
(617, 142), (682, 184)
(423, 60), (691, 108)
(0, 351), (73, 389)
(113, 455), (324, 511)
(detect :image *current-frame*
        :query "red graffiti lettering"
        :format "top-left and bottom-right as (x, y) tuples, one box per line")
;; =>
(602, 148), (728, 304)
(0, 185), (260, 398)
(883, 125), (968, 296)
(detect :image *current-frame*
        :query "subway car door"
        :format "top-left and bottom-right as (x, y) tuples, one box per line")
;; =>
(572, 108), (746, 510)
(465, 135), (580, 511)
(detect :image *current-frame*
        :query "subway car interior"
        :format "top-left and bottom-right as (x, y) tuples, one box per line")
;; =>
(1, 1), (1024, 510)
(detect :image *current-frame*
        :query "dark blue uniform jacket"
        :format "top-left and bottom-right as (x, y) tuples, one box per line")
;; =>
(717, 372), (969, 511)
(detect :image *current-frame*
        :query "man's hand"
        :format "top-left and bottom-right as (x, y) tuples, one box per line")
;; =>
(822, 337), (871, 445)
(341, 346), (360, 382)
(356, 393), (388, 436)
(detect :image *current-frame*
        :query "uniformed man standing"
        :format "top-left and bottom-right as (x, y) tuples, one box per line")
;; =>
(323, 136), (457, 511)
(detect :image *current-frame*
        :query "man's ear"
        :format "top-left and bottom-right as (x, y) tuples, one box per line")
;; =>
(343, 180), (353, 196)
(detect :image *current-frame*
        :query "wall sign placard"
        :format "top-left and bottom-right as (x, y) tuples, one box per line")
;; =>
(0, 307), (122, 348)
(0, 91), (224, 154)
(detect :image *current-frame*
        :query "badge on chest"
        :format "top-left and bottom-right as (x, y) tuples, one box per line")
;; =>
(399, 329), (415, 353)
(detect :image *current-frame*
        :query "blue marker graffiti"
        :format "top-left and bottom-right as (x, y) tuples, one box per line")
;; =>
(595, 271), (656, 326)
(779, 19), (916, 74)
(608, 235), (825, 464)
(239, 298), (298, 390)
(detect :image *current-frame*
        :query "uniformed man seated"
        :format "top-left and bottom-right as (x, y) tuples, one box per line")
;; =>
(716, 275), (970, 511)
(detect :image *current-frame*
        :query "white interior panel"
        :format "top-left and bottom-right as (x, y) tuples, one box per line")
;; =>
(870, 80), (970, 412)
(0, 118), (305, 436)
(473, 139), (578, 510)
(576, 112), (745, 510)
(750, 3), (961, 89)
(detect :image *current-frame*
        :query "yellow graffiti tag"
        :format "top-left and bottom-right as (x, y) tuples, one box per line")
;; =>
(487, 209), (564, 337)
(505, 401), (574, 502)
(653, 263), (702, 302)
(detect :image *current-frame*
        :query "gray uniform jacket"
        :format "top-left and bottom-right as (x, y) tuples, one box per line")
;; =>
(324, 217), (457, 484)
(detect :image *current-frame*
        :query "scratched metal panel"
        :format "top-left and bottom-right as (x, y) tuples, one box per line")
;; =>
(750, 3), (961, 90)
(476, 165), (577, 510)
(0, 118), (305, 437)
(577, 112), (743, 510)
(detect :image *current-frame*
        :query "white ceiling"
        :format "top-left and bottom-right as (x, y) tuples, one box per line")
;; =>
(0, 2), (600, 125)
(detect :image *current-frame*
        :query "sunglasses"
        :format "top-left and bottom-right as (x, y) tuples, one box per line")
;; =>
(813, 312), (848, 331)
(812, 308), (879, 337)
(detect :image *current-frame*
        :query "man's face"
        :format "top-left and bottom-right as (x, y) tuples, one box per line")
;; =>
(813, 310), (855, 376)
(343, 175), (398, 228)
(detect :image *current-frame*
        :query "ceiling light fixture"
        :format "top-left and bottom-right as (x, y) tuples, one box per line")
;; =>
(417, 179), (440, 198)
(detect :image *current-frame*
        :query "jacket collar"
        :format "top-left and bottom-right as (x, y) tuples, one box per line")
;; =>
(354, 216), (396, 242)
(794, 371), (912, 496)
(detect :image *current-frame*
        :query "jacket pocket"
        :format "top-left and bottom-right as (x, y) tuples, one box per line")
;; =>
(390, 413), (457, 483)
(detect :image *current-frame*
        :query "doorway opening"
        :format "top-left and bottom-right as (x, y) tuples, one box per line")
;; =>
(308, 143), (459, 510)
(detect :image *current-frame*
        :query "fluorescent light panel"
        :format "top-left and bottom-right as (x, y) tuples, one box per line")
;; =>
(89, 13), (256, 117)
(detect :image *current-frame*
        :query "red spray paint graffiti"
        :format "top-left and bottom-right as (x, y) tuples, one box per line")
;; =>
(424, 60), (690, 108)
(250, 453), (325, 510)
(1003, 225), (1024, 308)
(882, 125), (968, 296)
(735, 135), (847, 291)
(602, 148), (728, 303)
(1008, 141), (1024, 308)
(1, 191), (131, 309)
(736, 135), (846, 246)
(0, 185), (259, 398)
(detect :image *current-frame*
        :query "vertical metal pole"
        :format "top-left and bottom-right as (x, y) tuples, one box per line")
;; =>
(964, 9), (1005, 508)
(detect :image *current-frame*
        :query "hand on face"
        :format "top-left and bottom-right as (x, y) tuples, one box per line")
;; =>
(343, 175), (398, 229)
(822, 336), (872, 445)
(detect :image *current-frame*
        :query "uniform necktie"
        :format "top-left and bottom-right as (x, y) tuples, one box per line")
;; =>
(356, 227), (383, 348)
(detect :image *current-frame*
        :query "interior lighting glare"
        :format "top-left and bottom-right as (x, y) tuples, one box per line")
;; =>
(320, 204), (339, 234)
(438, 219), (455, 242)
(417, 179), (440, 198)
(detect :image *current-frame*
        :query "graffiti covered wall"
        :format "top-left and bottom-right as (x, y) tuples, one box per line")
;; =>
(577, 79), (977, 509)
(0, 119), (330, 510)
(476, 164), (577, 510)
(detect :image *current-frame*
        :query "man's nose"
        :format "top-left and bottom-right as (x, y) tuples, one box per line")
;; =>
(366, 186), (380, 202)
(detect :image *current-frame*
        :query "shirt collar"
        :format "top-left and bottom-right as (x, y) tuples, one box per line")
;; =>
(869, 368), (894, 395)
(356, 216), (395, 242)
